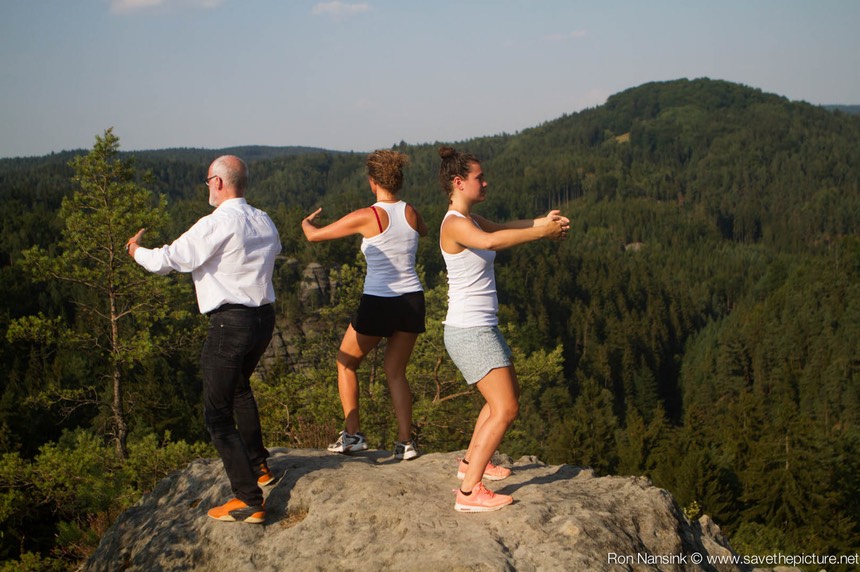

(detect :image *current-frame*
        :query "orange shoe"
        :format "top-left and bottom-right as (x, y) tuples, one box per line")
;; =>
(454, 482), (513, 513)
(207, 498), (265, 523)
(457, 459), (512, 481)
(257, 463), (277, 487)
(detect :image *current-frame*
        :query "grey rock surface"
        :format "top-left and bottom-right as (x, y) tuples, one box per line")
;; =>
(86, 448), (751, 571)
(298, 262), (330, 308)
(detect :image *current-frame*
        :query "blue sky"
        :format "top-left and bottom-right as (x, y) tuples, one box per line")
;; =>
(1, 0), (858, 158)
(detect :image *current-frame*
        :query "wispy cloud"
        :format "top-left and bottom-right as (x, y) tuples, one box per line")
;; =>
(109, 0), (223, 15)
(312, 1), (371, 18)
(543, 30), (588, 42)
(110, 0), (163, 13)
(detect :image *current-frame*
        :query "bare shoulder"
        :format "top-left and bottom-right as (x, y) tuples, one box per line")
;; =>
(405, 203), (427, 236)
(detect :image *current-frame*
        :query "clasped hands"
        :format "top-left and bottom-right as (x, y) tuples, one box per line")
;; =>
(539, 210), (571, 240)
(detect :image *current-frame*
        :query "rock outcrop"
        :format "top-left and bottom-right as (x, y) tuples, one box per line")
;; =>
(86, 448), (753, 571)
(298, 262), (331, 308)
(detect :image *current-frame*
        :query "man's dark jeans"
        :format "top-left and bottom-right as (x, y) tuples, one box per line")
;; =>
(201, 304), (275, 506)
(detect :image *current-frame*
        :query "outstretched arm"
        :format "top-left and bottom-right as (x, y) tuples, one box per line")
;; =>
(441, 211), (567, 252)
(301, 207), (377, 242)
(471, 210), (570, 232)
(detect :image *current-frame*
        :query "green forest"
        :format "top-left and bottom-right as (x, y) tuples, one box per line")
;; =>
(0, 78), (858, 570)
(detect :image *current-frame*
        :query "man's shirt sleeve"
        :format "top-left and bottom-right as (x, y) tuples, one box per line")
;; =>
(133, 216), (226, 275)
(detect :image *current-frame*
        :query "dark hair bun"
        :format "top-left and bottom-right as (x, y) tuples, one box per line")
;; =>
(438, 146), (456, 159)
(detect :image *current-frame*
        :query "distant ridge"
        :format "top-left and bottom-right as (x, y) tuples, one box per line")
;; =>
(0, 145), (348, 165)
(824, 104), (860, 115)
(131, 145), (352, 162)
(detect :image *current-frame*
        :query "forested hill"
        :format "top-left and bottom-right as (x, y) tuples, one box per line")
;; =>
(475, 78), (860, 249)
(1, 78), (859, 569)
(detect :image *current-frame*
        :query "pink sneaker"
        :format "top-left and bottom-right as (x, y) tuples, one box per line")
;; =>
(454, 482), (513, 512)
(457, 459), (512, 481)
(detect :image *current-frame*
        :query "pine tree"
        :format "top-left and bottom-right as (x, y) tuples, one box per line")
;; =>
(7, 129), (192, 458)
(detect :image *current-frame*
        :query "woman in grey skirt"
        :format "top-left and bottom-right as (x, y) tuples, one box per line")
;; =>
(438, 146), (569, 512)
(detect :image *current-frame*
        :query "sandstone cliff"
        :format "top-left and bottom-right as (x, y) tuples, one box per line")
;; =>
(86, 448), (754, 572)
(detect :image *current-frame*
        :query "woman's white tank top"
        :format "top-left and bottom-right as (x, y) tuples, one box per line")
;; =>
(360, 201), (423, 296)
(440, 210), (498, 327)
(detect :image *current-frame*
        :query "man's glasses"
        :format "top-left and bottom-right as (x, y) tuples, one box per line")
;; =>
(204, 175), (220, 185)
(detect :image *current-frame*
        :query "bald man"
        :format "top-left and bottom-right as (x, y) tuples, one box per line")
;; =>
(127, 155), (281, 523)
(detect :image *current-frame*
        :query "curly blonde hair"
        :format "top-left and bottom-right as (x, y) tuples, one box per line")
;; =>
(366, 149), (410, 193)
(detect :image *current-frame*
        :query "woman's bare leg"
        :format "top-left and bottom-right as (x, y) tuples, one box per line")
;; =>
(336, 324), (381, 434)
(383, 330), (419, 442)
(460, 365), (520, 492)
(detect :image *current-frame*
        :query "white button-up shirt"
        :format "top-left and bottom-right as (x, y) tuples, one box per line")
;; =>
(133, 198), (282, 314)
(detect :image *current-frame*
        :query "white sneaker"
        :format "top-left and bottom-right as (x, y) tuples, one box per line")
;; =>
(394, 440), (419, 460)
(327, 431), (368, 453)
